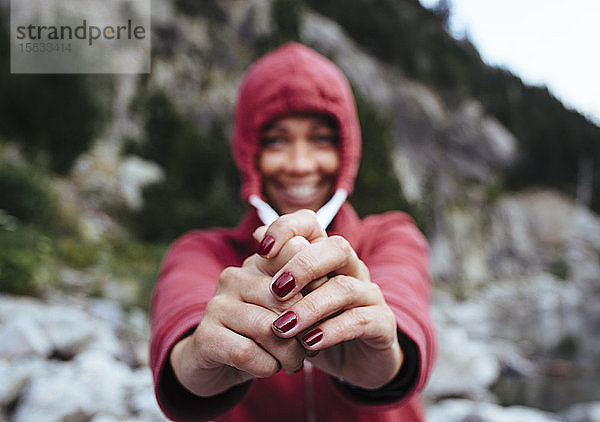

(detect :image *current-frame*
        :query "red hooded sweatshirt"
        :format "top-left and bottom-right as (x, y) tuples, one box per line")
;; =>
(150, 42), (436, 422)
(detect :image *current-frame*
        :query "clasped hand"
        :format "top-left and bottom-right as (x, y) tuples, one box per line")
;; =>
(170, 210), (403, 398)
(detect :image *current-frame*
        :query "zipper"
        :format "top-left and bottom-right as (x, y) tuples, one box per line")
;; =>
(304, 361), (316, 422)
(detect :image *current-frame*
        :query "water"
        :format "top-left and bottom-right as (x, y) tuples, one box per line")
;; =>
(493, 373), (600, 413)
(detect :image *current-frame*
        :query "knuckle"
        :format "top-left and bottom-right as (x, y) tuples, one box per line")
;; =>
(283, 210), (317, 231)
(329, 235), (357, 268)
(202, 297), (240, 329)
(277, 213), (297, 228)
(261, 362), (281, 378)
(367, 280), (383, 296)
(204, 296), (224, 315)
(367, 282), (388, 305)
(358, 261), (370, 279)
(275, 342), (306, 374)
(332, 275), (359, 298)
(297, 209), (317, 220)
(254, 319), (276, 341)
(349, 307), (372, 330)
(299, 294), (321, 317)
(241, 254), (265, 271)
(330, 235), (352, 254)
(218, 266), (239, 286)
(286, 236), (310, 255)
(228, 340), (256, 369)
(282, 360), (305, 375)
(292, 252), (319, 280)
(252, 330), (305, 375)
(241, 255), (254, 267)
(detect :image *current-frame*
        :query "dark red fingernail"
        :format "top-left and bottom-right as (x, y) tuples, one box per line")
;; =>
(257, 235), (275, 256)
(303, 328), (323, 347)
(273, 311), (297, 333)
(272, 272), (295, 297)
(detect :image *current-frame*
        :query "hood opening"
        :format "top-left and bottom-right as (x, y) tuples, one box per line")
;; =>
(232, 42), (362, 210)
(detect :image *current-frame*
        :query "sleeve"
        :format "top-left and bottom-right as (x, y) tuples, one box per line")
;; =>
(149, 232), (249, 421)
(339, 212), (437, 405)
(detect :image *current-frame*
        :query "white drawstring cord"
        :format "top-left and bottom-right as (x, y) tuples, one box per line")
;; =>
(248, 195), (280, 227)
(248, 189), (348, 230)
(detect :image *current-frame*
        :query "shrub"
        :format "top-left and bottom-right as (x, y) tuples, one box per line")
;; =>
(174, 0), (227, 20)
(0, 7), (109, 173)
(0, 161), (58, 226)
(350, 90), (420, 225)
(305, 0), (600, 213)
(0, 221), (48, 296)
(107, 240), (167, 311)
(125, 91), (244, 241)
(254, 0), (302, 55)
(57, 237), (102, 269)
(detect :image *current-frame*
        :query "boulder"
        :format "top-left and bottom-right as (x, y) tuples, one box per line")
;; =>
(427, 399), (562, 422)
(563, 402), (600, 422)
(0, 295), (163, 421)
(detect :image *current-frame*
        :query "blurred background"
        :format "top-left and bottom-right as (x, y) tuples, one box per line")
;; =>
(1, 0), (599, 421)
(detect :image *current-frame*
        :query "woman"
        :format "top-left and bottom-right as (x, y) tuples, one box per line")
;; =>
(150, 42), (436, 421)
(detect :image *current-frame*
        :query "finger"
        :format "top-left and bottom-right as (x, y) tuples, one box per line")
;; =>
(271, 275), (382, 338)
(238, 237), (310, 311)
(300, 275), (328, 296)
(212, 297), (306, 374)
(239, 236), (325, 316)
(255, 235), (310, 277)
(196, 321), (281, 379)
(270, 235), (370, 300)
(299, 307), (403, 389)
(299, 305), (398, 352)
(257, 210), (327, 258)
(253, 225), (268, 244)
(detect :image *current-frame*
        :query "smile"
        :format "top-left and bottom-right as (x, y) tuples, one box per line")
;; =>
(286, 185), (317, 198)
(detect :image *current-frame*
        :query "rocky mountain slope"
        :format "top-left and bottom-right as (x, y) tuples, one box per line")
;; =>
(1, 0), (600, 421)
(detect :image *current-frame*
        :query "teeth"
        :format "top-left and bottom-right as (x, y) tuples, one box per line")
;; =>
(287, 185), (316, 198)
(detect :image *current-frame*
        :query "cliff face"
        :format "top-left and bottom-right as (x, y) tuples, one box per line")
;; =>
(77, 0), (600, 414)
(2, 0), (600, 420)
(294, 10), (600, 415)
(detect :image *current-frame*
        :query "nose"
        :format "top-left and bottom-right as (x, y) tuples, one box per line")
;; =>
(287, 139), (316, 174)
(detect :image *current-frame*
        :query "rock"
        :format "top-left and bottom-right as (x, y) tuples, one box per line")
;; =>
(11, 353), (166, 422)
(13, 351), (131, 422)
(431, 270), (588, 364)
(0, 294), (164, 421)
(0, 296), (125, 361)
(128, 367), (168, 421)
(0, 359), (45, 407)
(230, 0), (273, 40)
(443, 101), (517, 182)
(563, 402), (600, 422)
(0, 314), (52, 359)
(87, 298), (126, 328)
(43, 306), (98, 359)
(425, 322), (500, 401)
(427, 399), (563, 422)
(118, 156), (164, 210)
(451, 274), (582, 353)
(426, 270), (600, 412)
(2, 1), (599, 420)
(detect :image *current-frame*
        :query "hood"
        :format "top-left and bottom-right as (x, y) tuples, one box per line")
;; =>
(232, 42), (362, 203)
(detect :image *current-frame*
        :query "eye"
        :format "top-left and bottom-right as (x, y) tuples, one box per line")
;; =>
(311, 133), (337, 147)
(260, 136), (286, 149)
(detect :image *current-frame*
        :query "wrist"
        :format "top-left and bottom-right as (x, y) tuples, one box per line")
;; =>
(169, 332), (254, 398)
(169, 335), (196, 392)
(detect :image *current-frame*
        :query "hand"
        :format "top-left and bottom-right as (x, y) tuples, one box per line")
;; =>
(259, 211), (404, 390)
(170, 234), (312, 397)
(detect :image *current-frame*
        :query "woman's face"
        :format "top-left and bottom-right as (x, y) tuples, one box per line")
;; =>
(258, 114), (340, 215)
